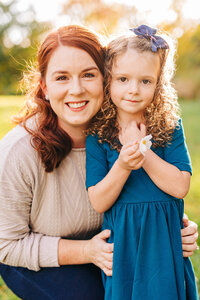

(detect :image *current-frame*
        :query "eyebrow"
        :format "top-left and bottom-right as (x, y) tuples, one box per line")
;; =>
(141, 75), (157, 80)
(52, 67), (99, 76)
(112, 72), (157, 80)
(112, 72), (129, 76)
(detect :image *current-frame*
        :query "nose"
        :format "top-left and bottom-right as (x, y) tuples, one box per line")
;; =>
(68, 78), (85, 95)
(128, 81), (139, 94)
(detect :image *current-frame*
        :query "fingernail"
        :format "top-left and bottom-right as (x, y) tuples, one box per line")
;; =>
(196, 245), (199, 251)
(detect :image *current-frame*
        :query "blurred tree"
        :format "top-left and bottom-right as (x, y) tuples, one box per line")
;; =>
(0, 0), (51, 94)
(163, 0), (186, 31)
(61, 0), (138, 36)
(175, 25), (200, 99)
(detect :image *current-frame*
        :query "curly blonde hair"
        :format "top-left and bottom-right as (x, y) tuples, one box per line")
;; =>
(88, 30), (180, 150)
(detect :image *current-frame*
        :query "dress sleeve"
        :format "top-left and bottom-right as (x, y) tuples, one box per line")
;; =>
(0, 137), (60, 271)
(86, 134), (109, 189)
(164, 119), (192, 174)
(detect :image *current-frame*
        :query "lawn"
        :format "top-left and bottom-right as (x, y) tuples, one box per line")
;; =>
(0, 95), (199, 299)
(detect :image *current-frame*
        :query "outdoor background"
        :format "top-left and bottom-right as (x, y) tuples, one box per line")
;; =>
(0, 0), (199, 298)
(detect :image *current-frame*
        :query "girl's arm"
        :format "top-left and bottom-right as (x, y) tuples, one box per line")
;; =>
(142, 150), (190, 198)
(88, 142), (145, 213)
(122, 119), (191, 199)
(142, 120), (192, 198)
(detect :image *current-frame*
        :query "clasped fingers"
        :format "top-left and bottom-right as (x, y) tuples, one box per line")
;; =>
(119, 144), (145, 170)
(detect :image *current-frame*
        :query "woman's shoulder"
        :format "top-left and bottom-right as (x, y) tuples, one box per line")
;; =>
(0, 124), (32, 152)
(0, 124), (38, 172)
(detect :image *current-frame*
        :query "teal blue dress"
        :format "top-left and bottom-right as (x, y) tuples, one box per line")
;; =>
(86, 120), (198, 300)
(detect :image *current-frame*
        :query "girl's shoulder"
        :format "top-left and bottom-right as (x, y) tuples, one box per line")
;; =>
(86, 133), (103, 148)
(86, 133), (114, 152)
(171, 118), (185, 141)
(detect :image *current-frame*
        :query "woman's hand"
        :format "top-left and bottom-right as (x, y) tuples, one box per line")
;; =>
(85, 230), (113, 276)
(181, 214), (199, 257)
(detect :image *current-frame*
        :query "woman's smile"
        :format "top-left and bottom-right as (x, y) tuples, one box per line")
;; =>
(65, 101), (89, 110)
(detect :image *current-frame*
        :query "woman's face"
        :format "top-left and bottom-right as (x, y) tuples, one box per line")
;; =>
(42, 46), (104, 132)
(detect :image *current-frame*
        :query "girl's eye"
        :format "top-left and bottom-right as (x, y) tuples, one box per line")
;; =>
(142, 79), (150, 84)
(56, 75), (68, 81)
(84, 73), (95, 78)
(119, 77), (127, 82)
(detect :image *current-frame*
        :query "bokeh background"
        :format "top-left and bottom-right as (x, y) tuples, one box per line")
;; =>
(0, 0), (199, 298)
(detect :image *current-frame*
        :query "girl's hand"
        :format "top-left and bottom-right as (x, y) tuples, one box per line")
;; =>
(118, 141), (145, 171)
(120, 121), (146, 145)
(181, 214), (199, 257)
(85, 230), (113, 276)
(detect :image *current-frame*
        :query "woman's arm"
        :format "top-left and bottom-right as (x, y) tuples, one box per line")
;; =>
(0, 134), (114, 275)
(58, 230), (113, 276)
(142, 150), (191, 198)
(0, 138), (61, 271)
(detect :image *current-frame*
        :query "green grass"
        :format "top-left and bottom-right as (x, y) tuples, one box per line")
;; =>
(0, 95), (26, 139)
(0, 277), (19, 300)
(180, 100), (200, 296)
(0, 96), (199, 298)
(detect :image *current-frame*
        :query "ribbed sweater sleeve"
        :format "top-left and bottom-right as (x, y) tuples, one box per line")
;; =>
(0, 128), (60, 271)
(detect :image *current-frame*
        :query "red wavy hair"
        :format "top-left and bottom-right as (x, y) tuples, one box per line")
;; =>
(15, 25), (105, 172)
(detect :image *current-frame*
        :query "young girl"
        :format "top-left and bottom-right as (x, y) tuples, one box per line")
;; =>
(85, 25), (198, 300)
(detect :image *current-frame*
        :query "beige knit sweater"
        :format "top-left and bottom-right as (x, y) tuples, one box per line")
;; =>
(0, 124), (103, 271)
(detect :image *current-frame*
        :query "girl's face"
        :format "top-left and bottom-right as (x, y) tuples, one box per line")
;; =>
(42, 46), (104, 132)
(110, 48), (160, 122)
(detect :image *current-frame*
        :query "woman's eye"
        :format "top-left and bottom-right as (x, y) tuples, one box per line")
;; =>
(142, 79), (150, 84)
(84, 73), (95, 78)
(56, 75), (68, 81)
(119, 77), (127, 82)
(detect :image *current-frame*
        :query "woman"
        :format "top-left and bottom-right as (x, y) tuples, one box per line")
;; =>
(0, 25), (198, 300)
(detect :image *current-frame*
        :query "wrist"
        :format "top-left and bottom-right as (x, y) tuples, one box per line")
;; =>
(115, 157), (132, 173)
(142, 149), (152, 168)
(58, 239), (91, 265)
(82, 239), (92, 264)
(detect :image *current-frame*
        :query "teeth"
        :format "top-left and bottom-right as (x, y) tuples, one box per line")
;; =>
(67, 102), (86, 108)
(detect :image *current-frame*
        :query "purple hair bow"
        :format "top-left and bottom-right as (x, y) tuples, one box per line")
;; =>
(130, 25), (169, 52)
